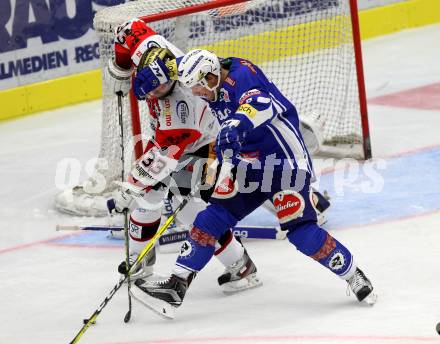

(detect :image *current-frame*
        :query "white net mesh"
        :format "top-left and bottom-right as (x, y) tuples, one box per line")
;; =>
(54, 0), (366, 216)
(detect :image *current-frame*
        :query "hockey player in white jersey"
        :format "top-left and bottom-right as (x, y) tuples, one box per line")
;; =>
(53, 19), (186, 217)
(129, 49), (376, 318)
(102, 20), (262, 293)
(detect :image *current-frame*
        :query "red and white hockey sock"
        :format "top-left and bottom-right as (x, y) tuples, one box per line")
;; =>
(214, 230), (245, 267)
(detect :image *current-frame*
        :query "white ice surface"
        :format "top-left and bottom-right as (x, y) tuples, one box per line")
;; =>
(1, 25), (440, 344)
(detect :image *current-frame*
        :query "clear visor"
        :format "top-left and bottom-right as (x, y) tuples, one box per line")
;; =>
(195, 72), (219, 91)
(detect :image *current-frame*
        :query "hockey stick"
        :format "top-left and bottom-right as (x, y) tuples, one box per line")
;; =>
(116, 91), (133, 324)
(56, 225), (123, 231)
(122, 209), (132, 323)
(56, 224), (285, 240)
(69, 160), (216, 344)
(69, 191), (198, 343)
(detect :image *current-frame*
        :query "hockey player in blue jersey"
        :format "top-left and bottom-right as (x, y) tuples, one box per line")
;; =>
(130, 49), (376, 318)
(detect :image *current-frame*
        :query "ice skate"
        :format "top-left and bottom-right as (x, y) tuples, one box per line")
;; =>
(131, 272), (196, 319)
(118, 248), (156, 282)
(347, 267), (377, 305)
(217, 249), (262, 294)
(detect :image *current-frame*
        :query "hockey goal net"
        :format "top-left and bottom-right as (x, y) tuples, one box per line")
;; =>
(54, 0), (371, 217)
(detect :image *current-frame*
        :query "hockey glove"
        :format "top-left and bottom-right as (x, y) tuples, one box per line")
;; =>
(215, 116), (253, 165)
(103, 59), (133, 96)
(107, 181), (145, 214)
(134, 58), (171, 100)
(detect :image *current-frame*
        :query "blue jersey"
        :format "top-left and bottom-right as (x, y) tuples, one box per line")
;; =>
(209, 57), (313, 173)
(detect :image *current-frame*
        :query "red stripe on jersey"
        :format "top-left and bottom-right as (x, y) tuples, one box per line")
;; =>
(155, 128), (202, 160)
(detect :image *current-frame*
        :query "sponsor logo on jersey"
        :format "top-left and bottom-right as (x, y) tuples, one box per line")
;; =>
(236, 103), (257, 118)
(213, 175), (238, 199)
(239, 89), (262, 104)
(273, 190), (305, 223)
(164, 99), (172, 126)
(176, 101), (189, 124)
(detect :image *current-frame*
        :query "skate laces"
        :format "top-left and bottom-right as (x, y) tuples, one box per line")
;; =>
(157, 276), (174, 286)
(144, 275), (176, 287)
(347, 269), (367, 293)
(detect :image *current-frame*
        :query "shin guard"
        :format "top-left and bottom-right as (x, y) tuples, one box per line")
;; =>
(287, 222), (355, 278)
(175, 227), (216, 274)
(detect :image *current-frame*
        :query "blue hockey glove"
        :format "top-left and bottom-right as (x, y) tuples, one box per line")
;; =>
(215, 117), (252, 165)
(134, 58), (170, 100)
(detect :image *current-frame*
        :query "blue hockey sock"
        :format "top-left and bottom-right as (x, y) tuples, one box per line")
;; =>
(174, 204), (238, 277)
(175, 227), (216, 274)
(287, 222), (355, 278)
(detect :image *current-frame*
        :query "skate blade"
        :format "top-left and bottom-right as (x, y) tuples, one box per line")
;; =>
(222, 273), (263, 295)
(130, 286), (176, 319)
(362, 292), (378, 306)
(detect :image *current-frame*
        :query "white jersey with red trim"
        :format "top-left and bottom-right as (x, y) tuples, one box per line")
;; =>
(127, 84), (218, 189)
(145, 84), (219, 161)
(112, 20), (216, 186)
